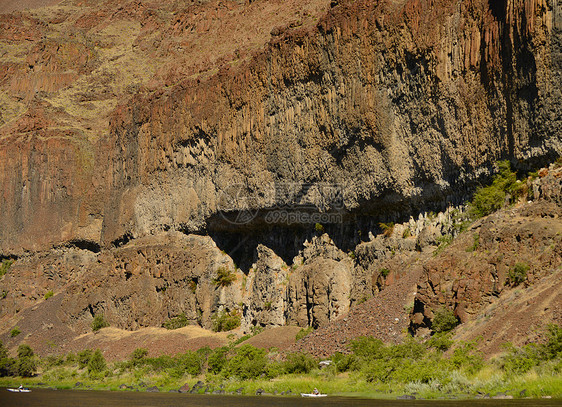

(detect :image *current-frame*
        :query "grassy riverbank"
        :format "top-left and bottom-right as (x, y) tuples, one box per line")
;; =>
(1, 325), (561, 400)
(0, 367), (561, 399)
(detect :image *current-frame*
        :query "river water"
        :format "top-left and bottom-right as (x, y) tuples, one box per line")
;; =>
(0, 388), (560, 407)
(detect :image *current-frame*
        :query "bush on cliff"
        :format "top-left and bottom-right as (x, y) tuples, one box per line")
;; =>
(213, 267), (236, 288)
(432, 308), (459, 333)
(91, 314), (109, 332)
(508, 262), (529, 286)
(469, 160), (525, 218)
(163, 313), (189, 330)
(295, 326), (314, 341)
(0, 259), (14, 278)
(212, 310), (241, 332)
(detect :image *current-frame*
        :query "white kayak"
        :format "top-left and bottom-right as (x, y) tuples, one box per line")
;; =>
(7, 388), (31, 393)
(301, 393), (327, 397)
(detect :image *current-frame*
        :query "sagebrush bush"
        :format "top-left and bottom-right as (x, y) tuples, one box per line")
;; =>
(469, 160), (523, 218)
(508, 262), (529, 285)
(163, 313), (189, 330)
(432, 308), (459, 333)
(91, 314), (109, 332)
(212, 309), (241, 332)
(284, 352), (317, 374)
(87, 349), (106, 376)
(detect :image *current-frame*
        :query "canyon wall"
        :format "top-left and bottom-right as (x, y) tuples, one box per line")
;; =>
(102, 0), (562, 246)
(1, 0), (562, 343)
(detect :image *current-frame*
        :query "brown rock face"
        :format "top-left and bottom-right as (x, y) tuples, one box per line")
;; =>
(1, 0), (561, 253)
(412, 166), (562, 335)
(1, 0), (562, 357)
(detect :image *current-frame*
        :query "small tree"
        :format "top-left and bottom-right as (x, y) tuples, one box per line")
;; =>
(0, 340), (16, 377)
(17, 344), (36, 377)
(130, 348), (148, 366)
(87, 349), (107, 375)
(92, 314), (109, 332)
(77, 349), (93, 369)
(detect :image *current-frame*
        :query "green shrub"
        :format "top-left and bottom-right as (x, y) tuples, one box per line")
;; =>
(331, 351), (356, 372)
(469, 160), (519, 218)
(10, 326), (21, 337)
(77, 349), (93, 369)
(91, 314), (109, 332)
(208, 346), (228, 374)
(213, 267), (236, 288)
(434, 234), (453, 256)
(44, 290), (54, 300)
(500, 342), (541, 374)
(130, 348), (148, 366)
(283, 352), (317, 374)
(295, 326), (314, 341)
(427, 333), (454, 352)
(508, 262), (529, 285)
(163, 313), (189, 330)
(171, 350), (204, 378)
(432, 308), (459, 333)
(87, 349), (106, 375)
(223, 345), (267, 380)
(17, 344), (36, 377)
(350, 336), (386, 360)
(43, 355), (65, 369)
(379, 268), (390, 278)
(0, 259), (14, 279)
(543, 323), (562, 360)
(314, 223), (324, 234)
(212, 310), (241, 332)
(145, 354), (174, 372)
(0, 340), (16, 377)
(449, 341), (483, 374)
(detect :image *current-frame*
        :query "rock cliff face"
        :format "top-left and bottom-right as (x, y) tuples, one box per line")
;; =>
(1, 0), (562, 354)
(103, 0), (562, 245)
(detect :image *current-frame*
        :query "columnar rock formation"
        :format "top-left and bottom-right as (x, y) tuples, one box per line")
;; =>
(0, 0), (561, 350)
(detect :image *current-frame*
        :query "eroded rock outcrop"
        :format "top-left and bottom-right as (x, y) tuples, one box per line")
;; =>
(411, 165), (562, 335)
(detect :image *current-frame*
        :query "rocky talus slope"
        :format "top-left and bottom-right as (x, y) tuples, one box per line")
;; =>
(0, 0), (561, 358)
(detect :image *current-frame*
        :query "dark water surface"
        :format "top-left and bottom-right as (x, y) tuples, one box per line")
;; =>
(0, 388), (560, 407)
